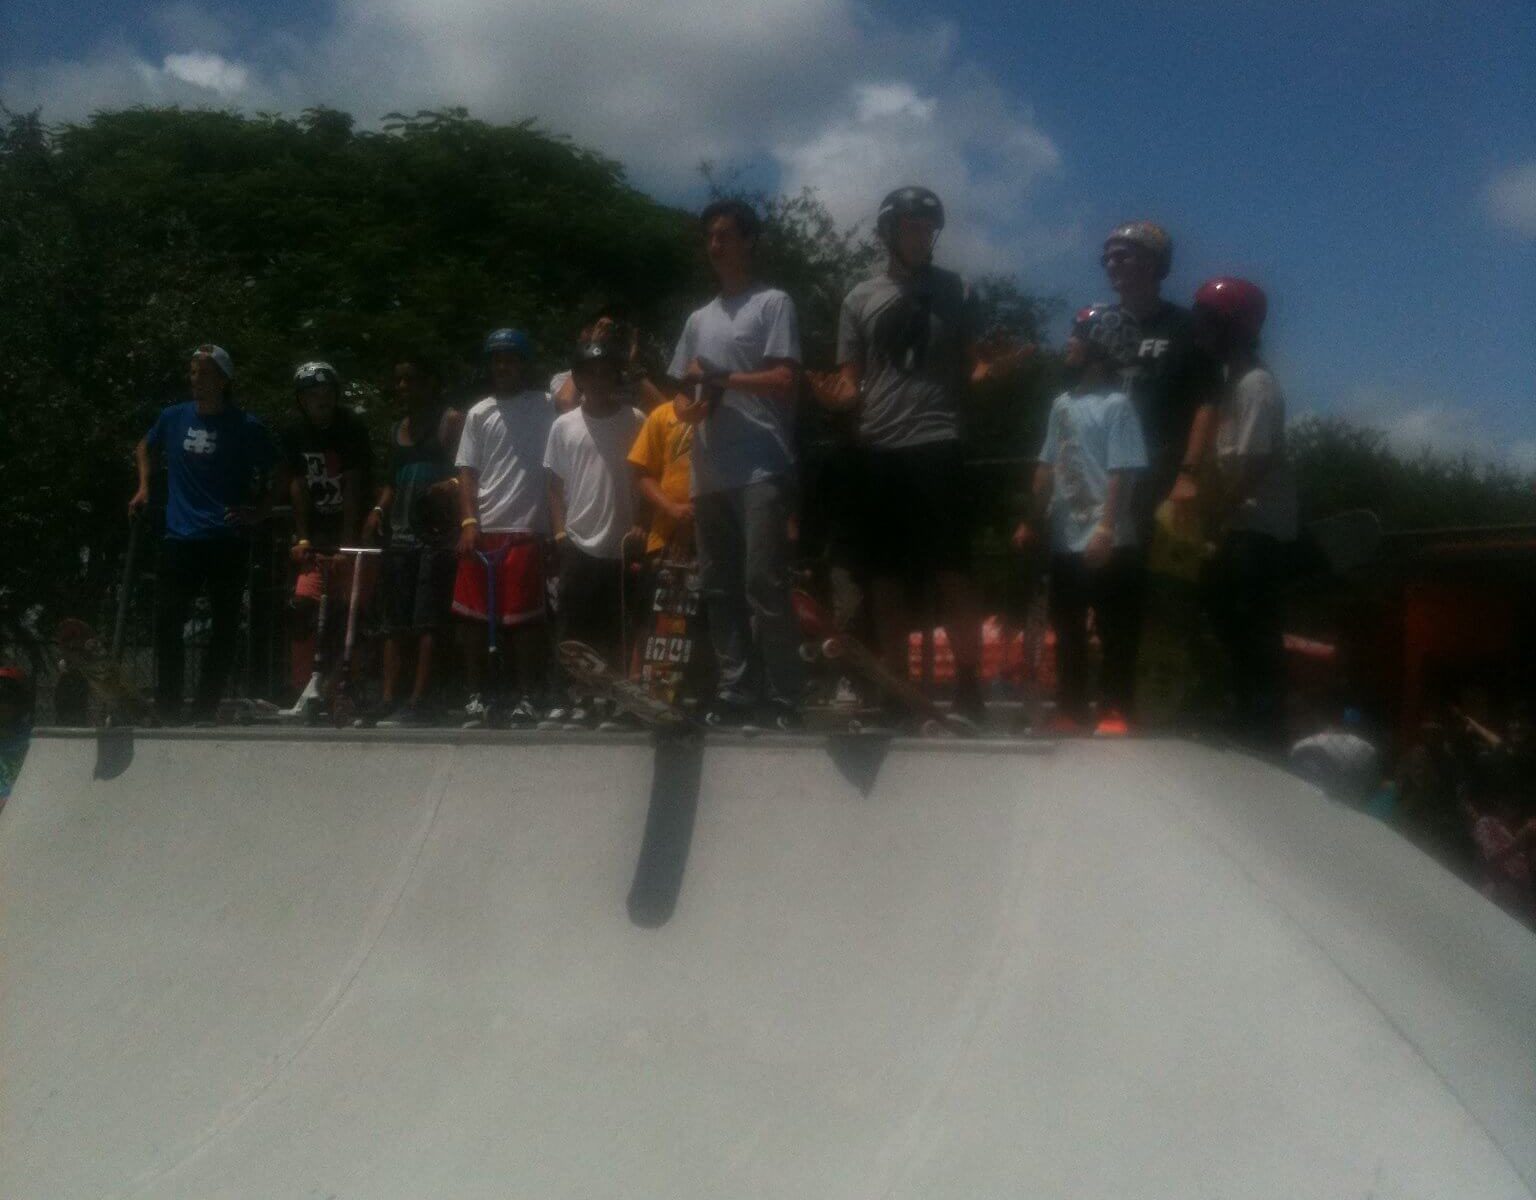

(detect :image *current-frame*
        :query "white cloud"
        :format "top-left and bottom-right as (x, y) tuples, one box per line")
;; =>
(775, 72), (1067, 271)
(0, 0), (1070, 275)
(160, 52), (249, 96)
(1336, 386), (1536, 473)
(1485, 162), (1536, 239)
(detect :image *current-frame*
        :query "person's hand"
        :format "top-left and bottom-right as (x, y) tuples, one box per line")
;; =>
(1084, 523), (1113, 569)
(805, 369), (860, 412)
(1011, 521), (1037, 551)
(457, 523), (480, 558)
(674, 390), (711, 426)
(664, 497), (695, 524)
(361, 509), (385, 545)
(1168, 471), (1200, 508)
(290, 540), (314, 566)
(128, 487), (149, 517)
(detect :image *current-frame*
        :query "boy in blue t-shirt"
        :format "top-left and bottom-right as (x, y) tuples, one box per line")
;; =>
(129, 345), (277, 722)
(1014, 306), (1147, 734)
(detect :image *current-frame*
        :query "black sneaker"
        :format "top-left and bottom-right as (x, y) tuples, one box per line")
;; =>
(507, 697), (541, 728)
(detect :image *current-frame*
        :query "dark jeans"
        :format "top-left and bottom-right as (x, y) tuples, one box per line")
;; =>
(155, 537), (248, 718)
(1048, 548), (1143, 722)
(1202, 530), (1288, 746)
(558, 542), (631, 670)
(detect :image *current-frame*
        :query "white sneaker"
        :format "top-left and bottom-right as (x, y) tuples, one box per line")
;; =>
(507, 697), (540, 728)
(538, 705), (571, 731)
(832, 676), (860, 710)
(461, 693), (489, 729)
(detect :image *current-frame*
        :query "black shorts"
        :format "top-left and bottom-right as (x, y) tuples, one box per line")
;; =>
(381, 545), (456, 633)
(858, 440), (972, 580)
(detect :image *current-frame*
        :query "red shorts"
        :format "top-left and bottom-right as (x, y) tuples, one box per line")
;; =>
(452, 532), (547, 627)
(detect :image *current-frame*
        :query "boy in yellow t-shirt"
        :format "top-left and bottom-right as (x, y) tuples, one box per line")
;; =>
(627, 397), (696, 558)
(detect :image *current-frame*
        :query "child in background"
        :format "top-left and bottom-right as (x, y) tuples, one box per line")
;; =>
(1014, 305), (1147, 735)
(543, 340), (646, 728)
(1462, 751), (1536, 927)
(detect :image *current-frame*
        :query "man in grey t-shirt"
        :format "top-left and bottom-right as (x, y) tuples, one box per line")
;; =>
(665, 199), (804, 728)
(811, 186), (1029, 723)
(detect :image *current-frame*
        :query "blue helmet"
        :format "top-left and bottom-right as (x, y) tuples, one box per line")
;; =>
(483, 328), (532, 358)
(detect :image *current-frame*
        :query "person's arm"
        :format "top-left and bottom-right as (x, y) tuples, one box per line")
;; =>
(130, 437), (153, 514)
(548, 474), (566, 542)
(680, 358), (797, 401)
(806, 362), (861, 412)
(1085, 470), (1131, 568)
(289, 471), (313, 562)
(1013, 463), (1053, 549)
(456, 466), (481, 556)
(637, 473), (692, 525)
(363, 480), (393, 545)
(968, 330), (1035, 386)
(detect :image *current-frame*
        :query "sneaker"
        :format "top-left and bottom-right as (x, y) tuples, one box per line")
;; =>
(507, 697), (540, 728)
(754, 701), (802, 733)
(538, 705), (572, 731)
(832, 676), (861, 710)
(563, 703), (594, 730)
(1093, 709), (1131, 737)
(461, 693), (489, 729)
(378, 703), (433, 729)
(703, 699), (749, 731)
(599, 709), (643, 732)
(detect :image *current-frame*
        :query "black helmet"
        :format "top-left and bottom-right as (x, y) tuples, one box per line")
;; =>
(292, 360), (341, 393)
(876, 186), (945, 243)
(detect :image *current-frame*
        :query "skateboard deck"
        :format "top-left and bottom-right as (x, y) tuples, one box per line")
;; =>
(54, 618), (147, 726)
(558, 640), (697, 734)
(638, 555), (703, 705)
(792, 589), (975, 737)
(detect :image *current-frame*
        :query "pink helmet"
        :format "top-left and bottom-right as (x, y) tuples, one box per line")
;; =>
(1193, 277), (1268, 344)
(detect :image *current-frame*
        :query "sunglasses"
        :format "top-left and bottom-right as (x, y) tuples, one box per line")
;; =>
(1100, 248), (1142, 268)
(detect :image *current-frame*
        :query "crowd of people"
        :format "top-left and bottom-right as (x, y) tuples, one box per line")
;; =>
(99, 187), (1298, 739)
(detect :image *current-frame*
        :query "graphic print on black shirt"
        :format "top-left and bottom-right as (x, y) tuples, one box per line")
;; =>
(1107, 301), (1220, 486)
(282, 413), (373, 549)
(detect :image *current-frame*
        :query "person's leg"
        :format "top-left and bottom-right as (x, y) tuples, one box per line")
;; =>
(1219, 531), (1287, 745)
(153, 538), (198, 719)
(741, 476), (803, 709)
(1048, 553), (1090, 724)
(194, 539), (247, 715)
(1093, 547), (1142, 719)
(451, 551), (488, 703)
(694, 488), (753, 708)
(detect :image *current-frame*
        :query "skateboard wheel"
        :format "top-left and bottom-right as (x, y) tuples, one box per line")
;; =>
(820, 638), (844, 661)
(798, 642), (821, 663)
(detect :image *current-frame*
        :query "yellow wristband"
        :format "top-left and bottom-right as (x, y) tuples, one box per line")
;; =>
(460, 517), (479, 528)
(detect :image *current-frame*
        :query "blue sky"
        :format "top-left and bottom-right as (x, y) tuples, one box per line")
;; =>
(4, 0), (1534, 464)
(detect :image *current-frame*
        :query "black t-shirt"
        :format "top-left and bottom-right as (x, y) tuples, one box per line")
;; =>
(1108, 301), (1221, 490)
(281, 411), (374, 549)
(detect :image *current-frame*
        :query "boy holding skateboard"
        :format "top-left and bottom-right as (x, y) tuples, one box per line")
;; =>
(1015, 306), (1147, 734)
(454, 328), (557, 727)
(543, 340), (646, 727)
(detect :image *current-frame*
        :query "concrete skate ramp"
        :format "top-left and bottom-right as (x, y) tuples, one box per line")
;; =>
(3, 730), (1535, 1199)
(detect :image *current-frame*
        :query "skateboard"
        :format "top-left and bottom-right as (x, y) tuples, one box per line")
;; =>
(558, 640), (697, 734)
(792, 589), (975, 737)
(637, 550), (703, 705)
(54, 618), (147, 726)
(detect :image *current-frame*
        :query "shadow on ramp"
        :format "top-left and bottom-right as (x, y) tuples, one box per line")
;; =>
(92, 730), (135, 780)
(824, 732), (890, 796)
(626, 738), (703, 928)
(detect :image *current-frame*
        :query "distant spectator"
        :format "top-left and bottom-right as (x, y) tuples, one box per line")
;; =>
(1461, 751), (1536, 926)
(0, 665), (35, 805)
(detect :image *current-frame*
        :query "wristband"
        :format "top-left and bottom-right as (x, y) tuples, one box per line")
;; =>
(460, 516), (479, 528)
(296, 538), (311, 549)
(371, 505), (385, 515)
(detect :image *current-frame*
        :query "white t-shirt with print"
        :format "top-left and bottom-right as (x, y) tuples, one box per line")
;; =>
(543, 405), (646, 558)
(455, 391), (557, 534)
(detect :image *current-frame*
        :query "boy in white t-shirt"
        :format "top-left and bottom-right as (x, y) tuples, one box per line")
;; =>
(543, 340), (645, 726)
(453, 327), (557, 727)
(1191, 277), (1298, 748)
(1014, 304), (1147, 735)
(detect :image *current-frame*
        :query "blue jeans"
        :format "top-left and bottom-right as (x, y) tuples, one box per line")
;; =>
(694, 477), (803, 707)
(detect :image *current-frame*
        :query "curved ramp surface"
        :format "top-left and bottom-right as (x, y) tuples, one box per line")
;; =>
(2, 730), (1534, 1199)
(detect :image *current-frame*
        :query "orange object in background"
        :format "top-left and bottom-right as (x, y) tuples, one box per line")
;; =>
(905, 617), (1038, 687)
